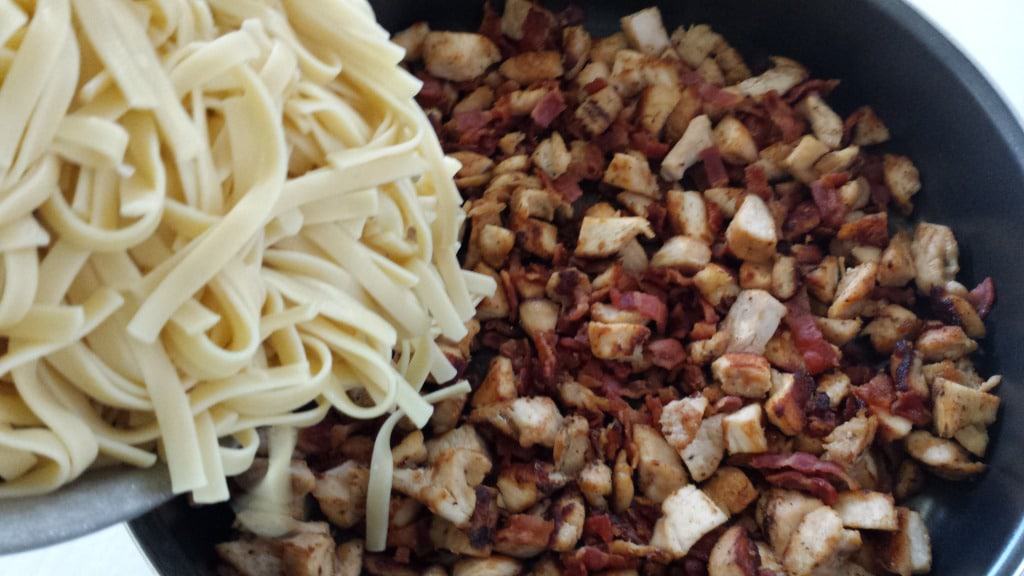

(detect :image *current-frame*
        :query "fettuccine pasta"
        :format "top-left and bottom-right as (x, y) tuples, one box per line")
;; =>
(0, 0), (493, 506)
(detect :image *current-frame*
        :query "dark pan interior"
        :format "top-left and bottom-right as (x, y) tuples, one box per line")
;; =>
(131, 1), (1024, 574)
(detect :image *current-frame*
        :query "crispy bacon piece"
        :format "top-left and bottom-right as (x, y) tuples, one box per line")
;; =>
(853, 373), (896, 411)
(892, 392), (931, 426)
(762, 91), (805, 142)
(563, 547), (635, 576)
(700, 146), (730, 188)
(744, 164), (772, 201)
(967, 277), (996, 319)
(647, 338), (686, 370)
(763, 470), (839, 505)
(784, 297), (840, 375)
(630, 130), (671, 160)
(612, 291), (668, 333)
(750, 452), (858, 493)
(783, 79), (840, 104)
(583, 77), (608, 95)
(783, 201), (822, 241)
(532, 88), (567, 128)
(584, 514), (615, 544)
(518, 5), (557, 52)
(810, 176), (848, 229)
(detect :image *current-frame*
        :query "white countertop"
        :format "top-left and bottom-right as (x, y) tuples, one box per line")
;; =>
(2, 1), (1021, 575)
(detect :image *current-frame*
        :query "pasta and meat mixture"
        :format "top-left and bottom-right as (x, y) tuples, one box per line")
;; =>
(218, 2), (1001, 575)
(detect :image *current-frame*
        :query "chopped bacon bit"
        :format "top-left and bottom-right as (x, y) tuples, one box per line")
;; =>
(594, 119), (631, 153)
(744, 164), (772, 201)
(518, 5), (557, 52)
(791, 243), (824, 265)
(783, 79), (841, 104)
(892, 391), (931, 426)
(783, 201), (822, 241)
(613, 291), (668, 333)
(967, 277), (997, 319)
(630, 130), (671, 160)
(563, 547), (635, 576)
(416, 72), (454, 111)
(811, 179), (847, 229)
(706, 201), (725, 236)
(764, 470), (839, 505)
(763, 91), (806, 142)
(699, 82), (745, 110)
(853, 373), (896, 411)
(714, 395), (745, 415)
(699, 146), (730, 188)
(584, 514), (615, 543)
(497, 514), (555, 550)
(784, 297), (840, 375)
(467, 486), (499, 549)
(556, 4), (586, 27)
(583, 77), (609, 95)
(553, 173), (583, 203)
(750, 451), (858, 493)
(532, 88), (567, 128)
(647, 338), (686, 370)
(690, 322), (717, 341)
(842, 106), (868, 145)
(805, 391), (838, 437)
(891, 340), (915, 392)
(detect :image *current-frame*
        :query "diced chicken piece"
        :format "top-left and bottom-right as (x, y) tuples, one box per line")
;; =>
(764, 371), (805, 436)
(638, 84), (682, 135)
(452, 150), (494, 188)
(474, 266), (508, 321)
(938, 292), (986, 338)
(784, 135), (830, 183)
(878, 232), (916, 287)
(735, 56), (808, 97)
(713, 353), (772, 399)
(335, 540), (363, 576)
(477, 225), (516, 270)
(895, 460), (926, 502)
(715, 41), (752, 85)
(703, 467), (758, 515)
(518, 299), (559, 340)
(723, 404), (768, 454)
(915, 326), (977, 361)
(650, 485), (730, 558)
(721, 289), (787, 355)
(704, 186), (746, 218)
(847, 106), (890, 147)
(875, 409), (915, 442)
(617, 192), (654, 219)
(833, 490), (898, 531)
(511, 187), (558, 222)
(666, 189), (713, 244)
(688, 331), (730, 366)
(576, 62), (611, 97)
(430, 515), (490, 558)
(764, 330), (804, 372)
(496, 466), (541, 514)
(783, 507), (860, 576)
(815, 317), (862, 347)
(579, 460), (614, 509)
(651, 235), (712, 272)
(576, 85), (624, 135)
(884, 154), (921, 213)
(932, 376), (999, 438)
(279, 526), (336, 576)
(470, 397), (563, 448)
(757, 489), (826, 557)
(603, 152), (659, 197)
(394, 22), (431, 62)
(454, 85), (496, 115)
(814, 146), (860, 176)
(707, 526), (758, 576)
(531, 132), (570, 179)
(576, 216), (654, 258)
(591, 32), (628, 65)
(955, 424), (989, 457)
(714, 116), (758, 165)
(796, 93), (843, 149)
(312, 461), (369, 529)
(393, 448), (492, 528)
(216, 539), (282, 576)
(683, 414), (726, 482)
(661, 114), (713, 181)
(500, 0), (533, 40)
(613, 449), (635, 513)
(905, 430), (985, 480)
(634, 423), (689, 503)
(817, 372), (852, 408)
(805, 255), (840, 303)
(610, 49), (645, 97)
(393, 431), (427, 467)
(878, 508), (932, 576)
(671, 24), (721, 68)
(563, 26), (592, 79)
(423, 32), (501, 81)
(698, 60), (725, 88)
(453, 556), (522, 576)
(757, 142), (796, 181)
(739, 261), (773, 290)
(771, 256), (798, 301)
(501, 51), (565, 85)
(425, 425), (490, 464)
(863, 304), (921, 354)
(837, 178), (870, 212)
(911, 222), (959, 294)
(507, 87), (549, 115)
(550, 492), (586, 552)
(621, 7), (671, 55)
(554, 415), (591, 476)
(726, 195), (778, 263)
(588, 321), (651, 361)
(823, 415), (877, 466)
(695, 263), (740, 308)
(516, 218), (558, 259)
(828, 262), (878, 319)
(660, 396), (708, 455)
(589, 302), (646, 325)
(665, 86), (703, 142)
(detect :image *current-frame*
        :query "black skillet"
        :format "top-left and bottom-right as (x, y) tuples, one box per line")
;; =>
(131, 1), (1024, 574)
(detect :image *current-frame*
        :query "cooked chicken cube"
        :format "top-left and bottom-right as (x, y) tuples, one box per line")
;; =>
(757, 489), (826, 557)
(713, 353), (772, 399)
(660, 396), (709, 455)
(335, 540), (364, 576)
(695, 263), (740, 307)
(650, 485), (729, 558)
(610, 49), (646, 97)
(905, 430), (985, 480)
(707, 526), (758, 576)
(470, 397), (563, 448)
(771, 255), (798, 300)
(216, 538), (282, 576)
(932, 376), (999, 437)
(423, 32), (501, 81)
(563, 25), (592, 79)
(879, 231), (916, 287)
(531, 132), (571, 179)
(588, 321), (651, 361)
(477, 225), (516, 270)
(425, 425), (490, 463)
(661, 114), (713, 181)
(393, 448), (492, 528)
(575, 216), (654, 257)
(507, 87), (549, 114)
(703, 467), (758, 515)
(784, 135), (831, 183)
(735, 56), (808, 97)
(393, 431), (427, 467)
(688, 331), (730, 366)
(828, 262), (877, 319)
(817, 371), (852, 408)
(554, 415), (591, 476)
(823, 415), (877, 466)
(511, 187), (558, 222)
(651, 235), (712, 272)
(714, 116), (758, 165)
(590, 301), (647, 325)
(500, 51), (564, 84)
(739, 261), (773, 290)
(500, 0), (533, 40)
(603, 152), (659, 197)
(722, 404), (768, 454)
(682, 414), (726, 482)
(814, 146), (860, 175)
(550, 492), (586, 552)
(726, 195), (778, 263)
(633, 423), (689, 503)
(815, 317), (862, 347)
(454, 85), (496, 115)
(518, 218), (558, 259)
(665, 86), (703, 142)
(634, 84), (681, 136)
(576, 85), (624, 135)
(764, 371), (806, 436)
(878, 508), (932, 576)
(721, 289), (787, 355)
(312, 461), (369, 528)
(863, 304), (921, 354)
(806, 255), (840, 302)
(621, 7), (671, 55)
(579, 460), (614, 509)
(666, 189), (713, 244)
(911, 222), (959, 294)
(833, 490), (898, 531)
(915, 326), (977, 361)
(453, 556), (522, 576)
(671, 24), (721, 68)
(796, 93), (843, 149)
(613, 448), (635, 513)
(884, 154), (921, 213)
(763, 330), (804, 372)
(496, 466), (541, 513)
(955, 424), (990, 457)
(783, 506), (861, 576)
(394, 22), (431, 62)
